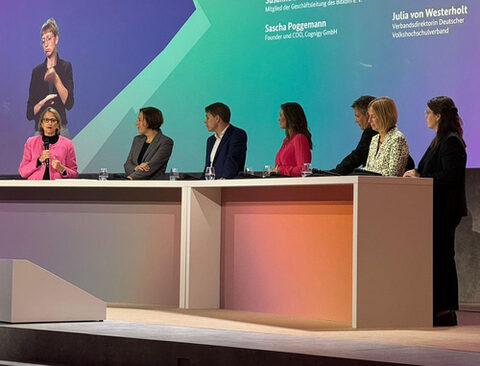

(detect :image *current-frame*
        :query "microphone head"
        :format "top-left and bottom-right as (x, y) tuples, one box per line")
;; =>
(42, 136), (49, 149)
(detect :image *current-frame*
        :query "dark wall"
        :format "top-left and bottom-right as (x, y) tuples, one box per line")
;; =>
(457, 168), (480, 305)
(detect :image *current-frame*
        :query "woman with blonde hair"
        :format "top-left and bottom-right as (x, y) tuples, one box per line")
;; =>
(364, 97), (409, 176)
(27, 17), (74, 137)
(19, 107), (78, 180)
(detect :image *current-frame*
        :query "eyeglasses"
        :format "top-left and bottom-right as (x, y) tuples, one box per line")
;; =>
(42, 118), (58, 124)
(41, 34), (55, 45)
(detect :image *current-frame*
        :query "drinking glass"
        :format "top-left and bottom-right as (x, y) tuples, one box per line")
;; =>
(205, 166), (215, 180)
(301, 163), (312, 177)
(262, 165), (272, 178)
(99, 168), (108, 181)
(170, 168), (179, 181)
(244, 167), (254, 176)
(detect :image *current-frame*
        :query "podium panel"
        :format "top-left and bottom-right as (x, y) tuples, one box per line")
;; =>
(0, 259), (106, 323)
(0, 177), (432, 328)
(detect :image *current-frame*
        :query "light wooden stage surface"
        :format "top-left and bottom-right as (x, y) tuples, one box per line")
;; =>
(2, 306), (480, 365)
(107, 306), (480, 354)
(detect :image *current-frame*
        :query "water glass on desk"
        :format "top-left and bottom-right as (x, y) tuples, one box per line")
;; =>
(99, 168), (108, 181)
(170, 168), (179, 181)
(205, 166), (215, 180)
(244, 167), (254, 176)
(262, 165), (272, 178)
(301, 163), (312, 177)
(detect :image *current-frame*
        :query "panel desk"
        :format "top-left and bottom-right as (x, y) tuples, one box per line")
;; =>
(0, 176), (432, 328)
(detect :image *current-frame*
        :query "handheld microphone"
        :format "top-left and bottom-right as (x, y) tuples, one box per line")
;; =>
(42, 136), (50, 168)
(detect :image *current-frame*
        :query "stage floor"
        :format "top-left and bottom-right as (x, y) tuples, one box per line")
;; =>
(1, 307), (480, 365)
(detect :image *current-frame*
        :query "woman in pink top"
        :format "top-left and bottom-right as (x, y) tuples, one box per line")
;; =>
(19, 107), (78, 180)
(273, 102), (312, 177)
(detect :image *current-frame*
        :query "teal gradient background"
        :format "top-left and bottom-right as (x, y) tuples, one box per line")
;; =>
(134, 0), (479, 172)
(1, 0), (478, 173)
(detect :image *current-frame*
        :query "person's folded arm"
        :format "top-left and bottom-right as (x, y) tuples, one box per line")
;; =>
(124, 139), (138, 176)
(129, 138), (173, 180)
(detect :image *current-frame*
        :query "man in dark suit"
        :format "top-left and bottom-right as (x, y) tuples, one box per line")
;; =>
(333, 95), (377, 175)
(203, 102), (247, 179)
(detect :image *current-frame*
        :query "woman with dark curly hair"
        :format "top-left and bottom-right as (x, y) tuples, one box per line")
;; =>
(272, 102), (312, 177)
(404, 96), (467, 326)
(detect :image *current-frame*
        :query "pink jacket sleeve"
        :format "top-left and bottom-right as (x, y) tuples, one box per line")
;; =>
(62, 139), (79, 178)
(278, 134), (312, 177)
(18, 136), (78, 179)
(19, 137), (43, 179)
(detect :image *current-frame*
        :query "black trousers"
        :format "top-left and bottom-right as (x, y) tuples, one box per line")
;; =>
(433, 215), (461, 314)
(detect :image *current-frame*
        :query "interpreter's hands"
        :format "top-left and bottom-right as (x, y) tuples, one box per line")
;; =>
(39, 150), (51, 163)
(134, 162), (150, 171)
(41, 94), (58, 108)
(403, 169), (420, 178)
(271, 166), (279, 173)
(52, 156), (65, 173)
(44, 67), (58, 83)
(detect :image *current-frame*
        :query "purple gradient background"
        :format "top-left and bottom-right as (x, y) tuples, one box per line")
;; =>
(0, 0), (194, 173)
(347, 0), (480, 168)
(0, 0), (478, 174)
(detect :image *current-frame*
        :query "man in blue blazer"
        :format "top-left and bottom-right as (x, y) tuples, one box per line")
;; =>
(204, 102), (247, 179)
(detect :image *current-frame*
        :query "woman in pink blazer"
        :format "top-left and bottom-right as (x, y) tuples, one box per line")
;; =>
(273, 102), (313, 177)
(19, 107), (78, 180)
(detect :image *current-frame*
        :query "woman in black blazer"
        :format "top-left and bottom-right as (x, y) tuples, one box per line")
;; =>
(404, 96), (467, 326)
(124, 107), (173, 180)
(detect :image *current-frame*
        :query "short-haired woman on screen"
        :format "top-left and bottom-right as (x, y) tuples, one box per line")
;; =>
(404, 96), (467, 326)
(364, 97), (409, 176)
(19, 107), (78, 180)
(27, 17), (74, 138)
(124, 107), (174, 180)
(272, 102), (312, 177)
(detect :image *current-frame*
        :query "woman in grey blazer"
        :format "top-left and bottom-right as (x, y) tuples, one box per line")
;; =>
(124, 107), (173, 180)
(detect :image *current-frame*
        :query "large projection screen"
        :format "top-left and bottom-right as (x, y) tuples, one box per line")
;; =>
(1, 0), (478, 174)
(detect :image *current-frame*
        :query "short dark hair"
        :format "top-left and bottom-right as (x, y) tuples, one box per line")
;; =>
(351, 95), (376, 114)
(205, 102), (231, 123)
(140, 107), (163, 131)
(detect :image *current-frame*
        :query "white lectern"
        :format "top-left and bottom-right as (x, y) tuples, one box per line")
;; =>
(0, 259), (106, 323)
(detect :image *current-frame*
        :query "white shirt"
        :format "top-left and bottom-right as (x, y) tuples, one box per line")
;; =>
(210, 124), (229, 167)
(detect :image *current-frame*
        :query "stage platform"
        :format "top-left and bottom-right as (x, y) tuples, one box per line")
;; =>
(1, 307), (479, 366)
